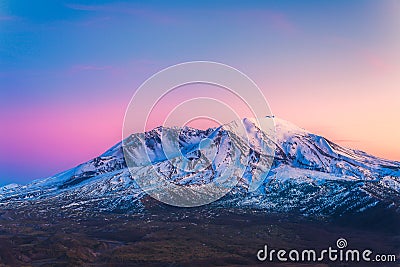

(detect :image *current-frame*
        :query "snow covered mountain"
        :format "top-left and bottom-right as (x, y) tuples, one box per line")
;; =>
(1, 118), (399, 216)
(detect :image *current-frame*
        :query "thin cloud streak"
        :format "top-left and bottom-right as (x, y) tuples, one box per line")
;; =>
(333, 139), (361, 143)
(71, 64), (113, 72)
(0, 15), (18, 21)
(65, 3), (177, 24)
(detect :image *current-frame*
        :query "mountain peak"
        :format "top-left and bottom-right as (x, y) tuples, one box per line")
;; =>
(1, 117), (399, 216)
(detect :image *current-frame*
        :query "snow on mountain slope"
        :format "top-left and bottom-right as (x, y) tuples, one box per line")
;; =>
(0, 118), (399, 216)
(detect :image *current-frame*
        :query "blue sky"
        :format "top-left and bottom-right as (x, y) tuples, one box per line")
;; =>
(1, 0), (399, 185)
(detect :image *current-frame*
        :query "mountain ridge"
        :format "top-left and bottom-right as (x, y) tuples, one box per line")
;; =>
(1, 117), (399, 217)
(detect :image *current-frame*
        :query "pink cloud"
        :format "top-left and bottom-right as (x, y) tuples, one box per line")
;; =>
(327, 36), (393, 74)
(266, 11), (297, 35)
(361, 50), (391, 73)
(229, 9), (298, 36)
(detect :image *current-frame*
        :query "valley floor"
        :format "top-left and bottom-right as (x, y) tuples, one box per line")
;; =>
(0, 206), (399, 266)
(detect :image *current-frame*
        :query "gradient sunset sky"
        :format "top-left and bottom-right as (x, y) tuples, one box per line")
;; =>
(1, 0), (399, 185)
